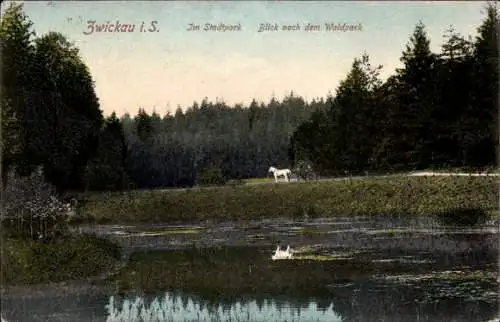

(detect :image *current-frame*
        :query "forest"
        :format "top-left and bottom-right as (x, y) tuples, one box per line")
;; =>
(1, 3), (498, 193)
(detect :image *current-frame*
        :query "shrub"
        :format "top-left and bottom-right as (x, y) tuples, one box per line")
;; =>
(293, 160), (317, 181)
(196, 166), (227, 186)
(2, 166), (75, 241)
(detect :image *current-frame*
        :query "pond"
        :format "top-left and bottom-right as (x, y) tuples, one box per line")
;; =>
(1, 216), (499, 321)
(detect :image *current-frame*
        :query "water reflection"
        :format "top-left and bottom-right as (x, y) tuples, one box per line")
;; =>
(105, 293), (343, 322)
(106, 244), (498, 322)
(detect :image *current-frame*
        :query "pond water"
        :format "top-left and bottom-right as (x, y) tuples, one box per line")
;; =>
(1, 216), (499, 322)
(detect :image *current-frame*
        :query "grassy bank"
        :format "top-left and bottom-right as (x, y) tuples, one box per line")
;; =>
(75, 175), (498, 224)
(1, 234), (121, 286)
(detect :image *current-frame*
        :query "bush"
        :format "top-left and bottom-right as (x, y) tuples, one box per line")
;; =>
(2, 166), (75, 241)
(196, 166), (227, 186)
(293, 160), (317, 181)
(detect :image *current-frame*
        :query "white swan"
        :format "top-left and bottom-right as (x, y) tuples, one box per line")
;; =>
(271, 245), (293, 260)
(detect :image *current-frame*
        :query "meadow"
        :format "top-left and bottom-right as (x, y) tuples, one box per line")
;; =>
(75, 175), (498, 225)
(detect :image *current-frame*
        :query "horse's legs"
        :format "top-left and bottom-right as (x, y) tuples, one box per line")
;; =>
(274, 173), (278, 183)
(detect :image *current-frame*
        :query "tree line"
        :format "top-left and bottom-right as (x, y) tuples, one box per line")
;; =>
(118, 96), (319, 189)
(1, 3), (498, 194)
(290, 5), (498, 175)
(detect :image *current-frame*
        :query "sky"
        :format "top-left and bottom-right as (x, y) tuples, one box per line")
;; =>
(4, 1), (491, 116)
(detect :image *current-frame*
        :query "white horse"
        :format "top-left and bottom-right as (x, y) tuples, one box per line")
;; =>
(268, 166), (291, 183)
